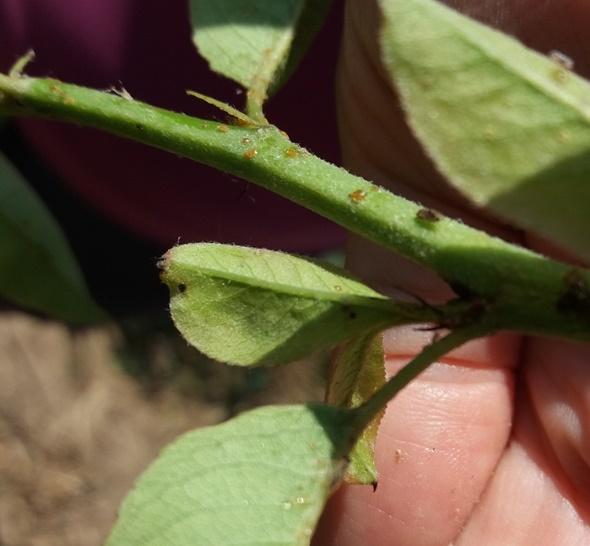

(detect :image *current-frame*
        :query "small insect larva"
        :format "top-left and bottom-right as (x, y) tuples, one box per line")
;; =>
(243, 148), (257, 160)
(549, 50), (574, 71)
(216, 124), (229, 133)
(416, 208), (440, 223)
(349, 189), (367, 203)
(548, 50), (573, 84)
(241, 137), (252, 145)
(285, 146), (301, 158)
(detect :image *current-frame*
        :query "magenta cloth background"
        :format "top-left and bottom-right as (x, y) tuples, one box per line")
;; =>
(0, 0), (345, 251)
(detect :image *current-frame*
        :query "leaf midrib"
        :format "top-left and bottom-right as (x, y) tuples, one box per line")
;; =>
(177, 262), (395, 311)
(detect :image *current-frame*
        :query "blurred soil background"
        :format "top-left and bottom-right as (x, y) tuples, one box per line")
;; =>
(0, 5), (345, 542)
(0, 310), (325, 546)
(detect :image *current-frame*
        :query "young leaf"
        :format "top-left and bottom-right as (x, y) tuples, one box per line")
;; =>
(190, 0), (332, 118)
(0, 151), (104, 323)
(186, 89), (260, 126)
(380, 0), (590, 260)
(327, 332), (385, 486)
(107, 404), (354, 546)
(160, 243), (402, 366)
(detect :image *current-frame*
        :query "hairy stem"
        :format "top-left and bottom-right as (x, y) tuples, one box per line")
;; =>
(0, 72), (589, 339)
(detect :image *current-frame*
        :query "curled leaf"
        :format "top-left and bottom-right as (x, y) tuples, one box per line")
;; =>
(327, 332), (385, 485)
(160, 243), (400, 366)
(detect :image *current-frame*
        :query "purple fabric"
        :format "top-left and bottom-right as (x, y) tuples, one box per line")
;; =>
(0, 0), (345, 251)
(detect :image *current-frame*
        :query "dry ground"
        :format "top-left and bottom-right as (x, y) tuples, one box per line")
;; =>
(0, 311), (324, 546)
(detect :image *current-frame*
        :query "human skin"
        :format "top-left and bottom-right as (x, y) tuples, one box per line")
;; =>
(313, 1), (590, 545)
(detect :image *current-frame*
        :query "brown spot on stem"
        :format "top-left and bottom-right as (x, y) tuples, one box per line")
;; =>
(416, 208), (440, 223)
(285, 147), (301, 158)
(243, 149), (257, 160)
(349, 189), (367, 203)
(241, 137), (252, 145)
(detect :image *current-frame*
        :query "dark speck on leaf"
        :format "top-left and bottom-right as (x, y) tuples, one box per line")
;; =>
(178, 283), (187, 293)
(341, 306), (357, 319)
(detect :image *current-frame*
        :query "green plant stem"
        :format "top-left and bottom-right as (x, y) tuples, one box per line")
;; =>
(0, 72), (589, 339)
(351, 328), (482, 431)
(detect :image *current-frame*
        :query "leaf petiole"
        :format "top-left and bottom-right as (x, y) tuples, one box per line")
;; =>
(351, 327), (485, 433)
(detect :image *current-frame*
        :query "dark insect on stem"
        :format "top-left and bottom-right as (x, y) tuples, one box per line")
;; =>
(557, 269), (590, 314)
(416, 208), (440, 223)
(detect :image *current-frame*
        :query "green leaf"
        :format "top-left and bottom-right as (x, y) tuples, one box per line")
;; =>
(327, 332), (385, 485)
(379, 0), (590, 260)
(190, 0), (332, 118)
(160, 243), (400, 366)
(107, 404), (354, 546)
(0, 151), (104, 323)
